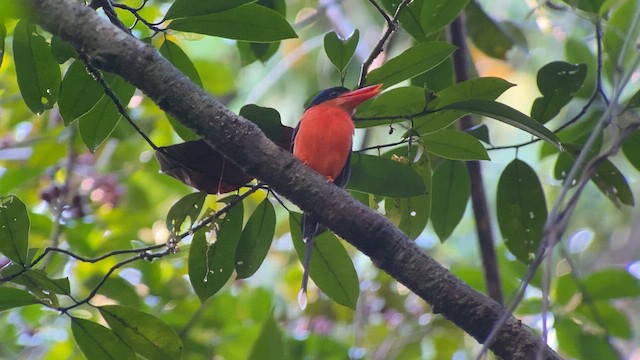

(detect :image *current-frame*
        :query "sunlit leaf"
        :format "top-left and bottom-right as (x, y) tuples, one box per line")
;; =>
(0, 288), (40, 311)
(248, 312), (285, 360)
(99, 305), (183, 360)
(324, 30), (359, 73)
(165, 0), (255, 19)
(235, 198), (276, 279)
(189, 199), (244, 302)
(420, 0), (469, 34)
(168, 4), (297, 42)
(58, 60), (106, 125)
(290, 213), (359, 309)
(365, 42), (456, 88)
(347, 153), (426, 197)
(497, 159), (547, 263)
(430, 160), (470, 241)
(71, 317), (136, 360)
(166, 191), (207, 234)
(13, 20), (61, 114)
(422, 130), (490, 160)
(0, 195), (30, 265)
(531, 61), (587, 124)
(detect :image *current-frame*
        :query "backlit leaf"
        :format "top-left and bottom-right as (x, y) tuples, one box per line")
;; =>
(0, 288), (40, 311)
(71, 317), (136, 360)
(235, 198), (276, 279)
(430, 160), (470, 241)
(423, 130), (490, 160)
(166, 191), (207, 234)
(531, 61), (587, 124)
(0, 195), (29, 265)
(324, 30), (359, 73)
(347, 153), (426, 197)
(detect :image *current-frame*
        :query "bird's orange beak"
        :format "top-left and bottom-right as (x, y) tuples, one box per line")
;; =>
(335, 84), (383, 112)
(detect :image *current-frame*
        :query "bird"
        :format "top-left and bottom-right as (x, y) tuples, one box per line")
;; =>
(291, 84), (382, 309)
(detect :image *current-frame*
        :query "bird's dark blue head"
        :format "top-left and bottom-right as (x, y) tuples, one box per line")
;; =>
(306, 86), (349, 110)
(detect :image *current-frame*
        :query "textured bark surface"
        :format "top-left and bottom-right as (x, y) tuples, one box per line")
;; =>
(26, 1), (560, 358)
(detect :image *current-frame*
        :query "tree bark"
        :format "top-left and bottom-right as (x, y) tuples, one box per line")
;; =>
(25, 0), (560, 358)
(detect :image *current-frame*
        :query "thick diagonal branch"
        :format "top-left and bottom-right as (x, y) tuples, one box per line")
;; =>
(26, 1), (558, 358)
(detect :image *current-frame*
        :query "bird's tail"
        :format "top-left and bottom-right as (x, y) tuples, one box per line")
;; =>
(298, 213), (319, 310)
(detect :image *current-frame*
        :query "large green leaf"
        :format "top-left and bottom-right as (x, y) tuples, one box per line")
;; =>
(441, 100), (561, 148)
(466, 1), (526, 59)
(235, 198), (276, 279)
(13, 20), (61, 114)
(496, 159), (547, 263)
(0, 288), (40, 311)
(58, 60), (106, 125)
(531, 61), (587, 124)
(576, 302), (632, 339)
(422, 130), (490, 160)
(165, 0), (255, 19)
(578, 334), (620, 360)
(290, 213), (359, 309)
(582, 268), (640, 300)
(420, 0), (469, 34)
(71, 317), (136, 360)
(159, 39), (202, 141)
(355, 86), (428, 126)
(347, 153), (426, 197)
(430, 160), (470, 241)
(78, 75), (136, 152)
(189, 199), (244, 302)
(381, 0), (427, 42)
(50, 35), (77, 64)
(99, 305), (183, 360)
(365, 42), (456, 88)
(565, 38), (597, 98)
(248, 312), (285, 360)
(236, 0), (284, 65)
(239, 104), (283, 142)
(324, 30), (359, 73)
(168, 4), (297, 42)
(165, 191), (207, 234)
(0, 195), (30, 265)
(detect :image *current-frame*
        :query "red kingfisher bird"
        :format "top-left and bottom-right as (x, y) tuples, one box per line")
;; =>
(292, 84), (382, 309)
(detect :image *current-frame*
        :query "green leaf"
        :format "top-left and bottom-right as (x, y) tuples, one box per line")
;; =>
(0, 23), (5, 68)
(355, 86), (428, 124)
(290, 213), (359, 309)
(347, 153), (426, 197)
(622, 129), (640, 171)
(58, 60), (105, 125)
(165, 0), (255, 19)
(235, 198), (276, 279)
(625, 88), (640, 110)
(565, 38), (597, 98)
(0, 288), (40, 311)
(430, 160), (470, 241)
(78, 74), (136, 152)
(420, 0), (469, 34)
(324, 30), (359, 73)
(13, 20), (61, 114)
(71, 317), (136, 360)
(0, 195), (30, 264)
(441, 100), (561, 148)
(189, 199), (244, 302)
(562, 0), (606, 13)
(576, 302), (632, 339)
(467, 124), (491, 144)
(583, 268), (640, 299)
(50, 35), (77, 63)
(365, 42), (456, 88)
(385, 153), (431, 240)
(237, 41), (280, 66)
(466, 1), (525, 59)
(381, 0), (427, 42)
(496, 159), (547, 263)
(99, 305), (183, 360)
(248, 312), (285, 360)
(159, 39), (203, 141)
(166, 191), (207, 234)
(423, 130), (490, 160)
(168, 4), (297, 42)
(603, 0), (640, 71)
(555, 317), (582, 358)
(531, 61), (587, 124)
(578, 334), (619, 360)
(239, 104), (283, 142)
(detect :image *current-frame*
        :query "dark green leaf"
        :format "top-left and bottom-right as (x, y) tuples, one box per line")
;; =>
(78, 75), (136, 152)
(347, 153), (426, 197)
(165, 0), (255, 19)
(237, 41), (280, 66)
(4, 268), (69, 307)
(423, 130), (490, 160)
(13, 20), (61, 114)
(71, 317), (136, 360)
(159, 39), (203, 141)
(0, 23), (5, 68)
(583, 268), (640, 300)
(365, 42), (456, 88)
(248, 312), (285, 360)
(467, 124), (491, 144)
(430, 160), (470, 241)
(0, 195), (30, 264)
(441, 100), (561, 148)
(625, 88), (640, 110)
(0, 287), (40, 311)
(189, 199), (244, 301)
(381, 0), (427, 42)
(50, 35), (77, 63)
(420, 0), (469, 34)
(562, 0), (606, 13)
(239, 104), (283, 142)
(411, 57), (455, 92)
(58, 60), (106, 125)
(99, 305), (183, 360)
(235, 198), (276, 279)
(166, 191), (207, 234)
(578, 334), (619, 360)
(622, 130), (640, 171)
(168, 4), (297, 42)
(290, 213), (359, 309)
(531, 61), (587, 124)
(324, 30), (359, 73)
(497, 159), (547, 263)
(565, 38), (597, 98)
(466, 1), (525, 59)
